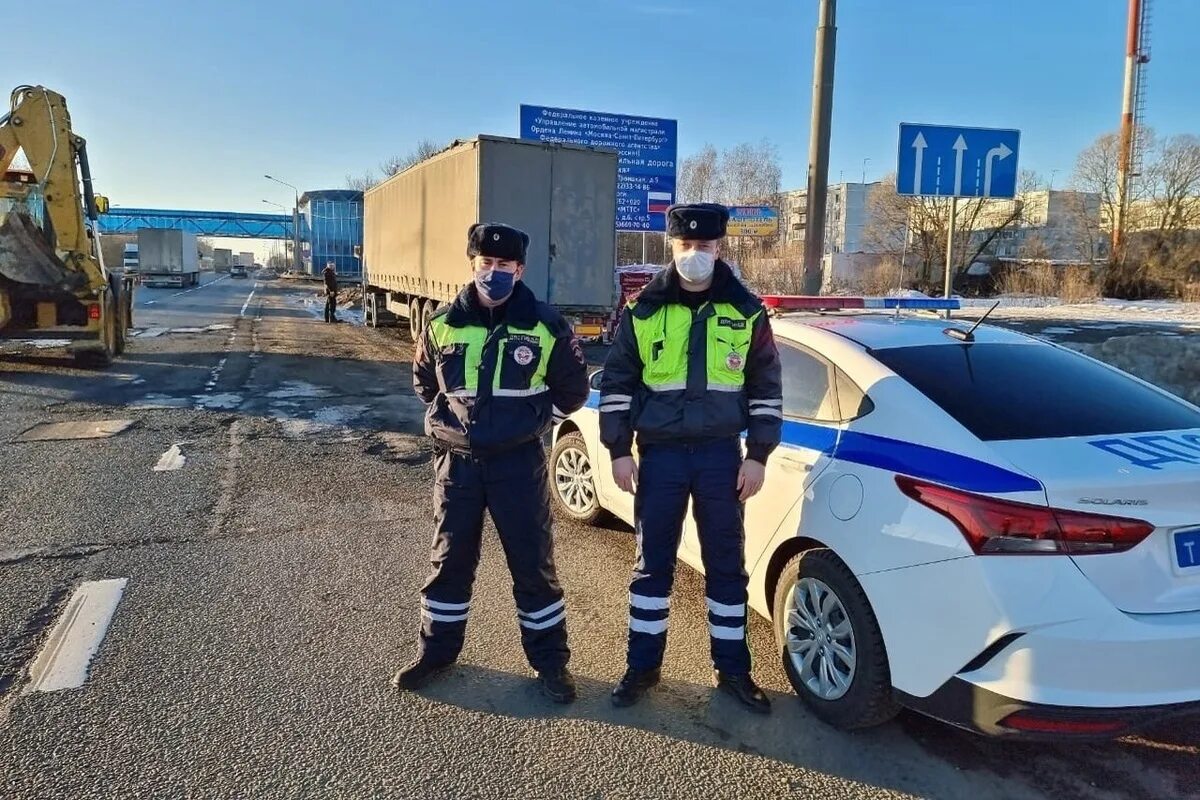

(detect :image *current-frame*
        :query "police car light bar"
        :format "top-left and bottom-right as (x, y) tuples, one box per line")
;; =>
(761, 296), (960, 311)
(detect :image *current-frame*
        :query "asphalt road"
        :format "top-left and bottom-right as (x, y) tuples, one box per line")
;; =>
(1, 276), (1197, 800)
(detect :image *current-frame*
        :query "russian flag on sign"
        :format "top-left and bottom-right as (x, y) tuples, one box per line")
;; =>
(647, 191), (672, 214)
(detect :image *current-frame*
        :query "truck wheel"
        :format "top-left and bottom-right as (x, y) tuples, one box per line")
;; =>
(772, 549), (899, 731)
(76, 292), (117, 369)
(408, 298), (421, 341)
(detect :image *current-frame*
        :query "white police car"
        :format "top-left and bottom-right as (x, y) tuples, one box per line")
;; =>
(550, 296), (1200, 737)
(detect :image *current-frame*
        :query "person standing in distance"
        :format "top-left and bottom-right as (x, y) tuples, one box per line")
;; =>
(599, 203), (783, 713)
(394, 222), (590, 703)
(323, 261), (338, 323)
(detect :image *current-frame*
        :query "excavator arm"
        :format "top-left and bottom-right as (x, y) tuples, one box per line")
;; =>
(0, 85), (107, 295)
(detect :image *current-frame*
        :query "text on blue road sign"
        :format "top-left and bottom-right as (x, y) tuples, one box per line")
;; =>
(520, 104), (677, 233)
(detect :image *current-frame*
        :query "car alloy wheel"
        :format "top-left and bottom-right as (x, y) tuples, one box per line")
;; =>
(786, 577), (857, 701)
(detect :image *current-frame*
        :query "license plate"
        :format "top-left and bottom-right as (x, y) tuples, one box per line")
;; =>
(574, 324), (602, 336)
(1173, 528), (1200, 570)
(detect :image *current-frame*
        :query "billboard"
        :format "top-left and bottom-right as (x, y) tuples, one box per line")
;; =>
(727, 206), (779, 237)
(520, 104), (677, 233)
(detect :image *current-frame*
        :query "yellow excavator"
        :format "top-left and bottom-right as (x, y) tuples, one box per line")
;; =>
(0, 85), (132, 367)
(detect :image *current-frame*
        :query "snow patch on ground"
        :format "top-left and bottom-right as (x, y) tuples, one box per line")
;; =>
(959, 296), (1200, 328)
(300, 296), (364, 326)
(152, 444), (187, 472)
(194, 392), (243, 410)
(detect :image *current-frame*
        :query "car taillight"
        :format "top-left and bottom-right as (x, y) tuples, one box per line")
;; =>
(895, 476), (1154, 555)
(88, 304), (101, 320)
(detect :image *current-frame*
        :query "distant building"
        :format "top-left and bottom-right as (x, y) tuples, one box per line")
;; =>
(299, 189), (364, 279)
(966, 190), (1108, 264)
(779, 182), (881, 254)
(779, 182), (893, 287)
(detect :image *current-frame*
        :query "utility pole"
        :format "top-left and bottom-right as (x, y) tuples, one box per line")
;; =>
(1114, 0), (1149, 260)
(802, 0), (837, 295)
(266, 174), (302, 274)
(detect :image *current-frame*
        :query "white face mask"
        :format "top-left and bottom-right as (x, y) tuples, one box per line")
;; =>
(676, 249), (715, 283)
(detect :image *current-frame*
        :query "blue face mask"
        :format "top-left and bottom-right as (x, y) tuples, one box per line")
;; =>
(475, 268), (516, 303)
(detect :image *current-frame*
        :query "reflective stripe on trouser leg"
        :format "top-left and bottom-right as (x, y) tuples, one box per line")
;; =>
(627, 443), (691, 671)
(691, 438), (753, 674)
(486, 442), (570, 672)
(419, 450), (487, 664)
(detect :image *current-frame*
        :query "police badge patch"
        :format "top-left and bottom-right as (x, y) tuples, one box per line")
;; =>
(514, 345), (535, 366)
(726, 351), (744, 371)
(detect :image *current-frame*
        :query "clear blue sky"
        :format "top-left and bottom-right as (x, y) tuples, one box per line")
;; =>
(11, 0), (1199, 215)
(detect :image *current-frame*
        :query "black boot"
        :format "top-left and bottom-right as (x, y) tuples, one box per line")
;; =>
(611, 667), (661, 707)
(391, 655), (453, 691)
(537, 667), (577, 704)
(714, 671), (771, 714)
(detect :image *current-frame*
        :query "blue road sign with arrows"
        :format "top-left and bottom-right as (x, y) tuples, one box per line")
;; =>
(897, 123), (1020, 199)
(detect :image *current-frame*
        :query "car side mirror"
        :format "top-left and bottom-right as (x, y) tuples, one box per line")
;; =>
(589, 369), (604, 391)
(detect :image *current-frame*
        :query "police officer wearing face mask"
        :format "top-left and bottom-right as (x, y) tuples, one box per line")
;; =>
(394, 222), (590, 703)
(599, 203), (783, 713)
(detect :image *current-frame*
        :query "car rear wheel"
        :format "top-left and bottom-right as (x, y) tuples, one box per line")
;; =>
(550, 431), (602, 524)
(773, 548), (899, 730)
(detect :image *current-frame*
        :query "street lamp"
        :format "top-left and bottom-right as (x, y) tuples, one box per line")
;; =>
(862, 157), (871, 185)
(265, 174), (302, 273)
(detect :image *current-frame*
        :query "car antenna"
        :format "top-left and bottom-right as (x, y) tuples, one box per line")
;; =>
(944, 301), (999, 342)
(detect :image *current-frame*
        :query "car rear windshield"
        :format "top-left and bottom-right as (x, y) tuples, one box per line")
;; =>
(872, 342), (1200, 441)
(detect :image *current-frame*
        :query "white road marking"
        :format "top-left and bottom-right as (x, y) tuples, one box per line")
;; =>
(23, 579), (129, 694)
(152, 444), (187, 472)
(239, 284), (258, 317)
(205, 356), (228, 390)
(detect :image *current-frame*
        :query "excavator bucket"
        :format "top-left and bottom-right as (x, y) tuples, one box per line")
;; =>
(0, 209), (86, 293)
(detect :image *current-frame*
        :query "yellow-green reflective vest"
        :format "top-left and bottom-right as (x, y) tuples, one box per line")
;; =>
(427, 316), (555, 398)
(628, 301), (760, 393)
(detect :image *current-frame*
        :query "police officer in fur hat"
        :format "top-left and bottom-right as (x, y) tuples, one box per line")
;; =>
(393, 222), (590, 703)
(599, 203), (783, 713)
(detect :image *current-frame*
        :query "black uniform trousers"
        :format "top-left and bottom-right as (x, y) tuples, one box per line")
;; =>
(418, 440), (569, 672)
(324, 292), (337, 322)
(627, 437), (752, 674)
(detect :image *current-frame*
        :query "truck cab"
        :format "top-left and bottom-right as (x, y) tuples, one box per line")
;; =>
(122, 243), (138, 272)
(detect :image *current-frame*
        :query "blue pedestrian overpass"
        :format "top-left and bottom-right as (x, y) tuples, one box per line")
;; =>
(98, 207), (297, 239)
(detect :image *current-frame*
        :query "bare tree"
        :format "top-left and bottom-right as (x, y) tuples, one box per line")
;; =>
(1142, 134), (1200, 233)
(720, 140), (781, 204)
(677, 144), (720, 204)
(345, 138), (447, 191)
(381, 138), (445, 177)
(344, 172), (376, 192)
(862, 172), (1037, 289)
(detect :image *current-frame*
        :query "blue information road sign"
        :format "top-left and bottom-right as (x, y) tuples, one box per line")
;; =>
(520, 104), (677, 232)
(897, 123), (1020, 199)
